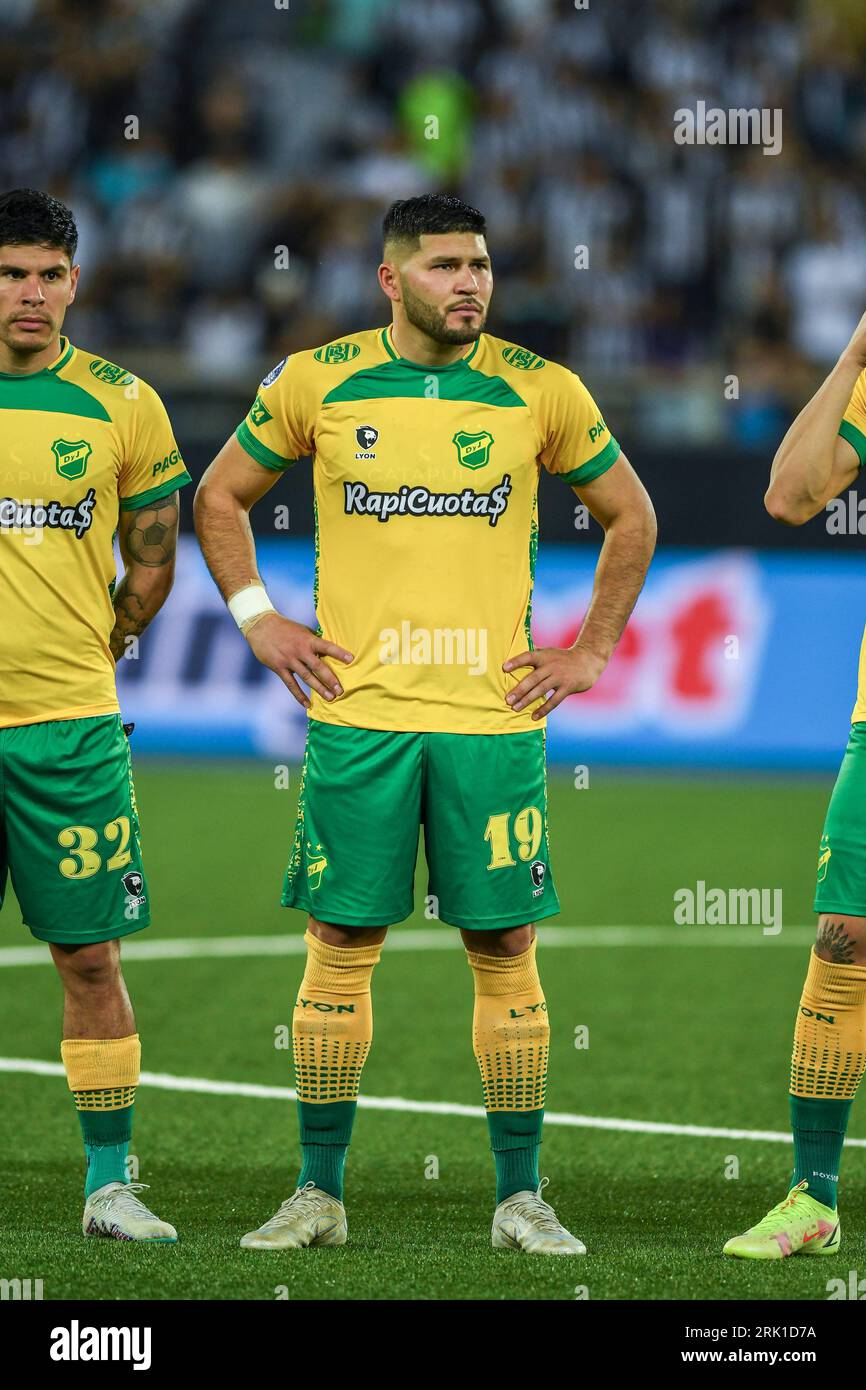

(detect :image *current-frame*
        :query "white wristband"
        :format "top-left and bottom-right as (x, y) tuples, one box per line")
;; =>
(227, 583), (276, 634)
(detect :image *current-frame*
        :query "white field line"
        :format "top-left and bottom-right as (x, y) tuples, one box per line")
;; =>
(0, 924), (816, 968)
(1, 1056), (861, 1148)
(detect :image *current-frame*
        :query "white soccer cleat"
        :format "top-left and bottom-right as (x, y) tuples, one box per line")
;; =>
(239, 1182), (347, 1250)
(83, 1182), (177, 1242)
(492, 1178), (586, 1255)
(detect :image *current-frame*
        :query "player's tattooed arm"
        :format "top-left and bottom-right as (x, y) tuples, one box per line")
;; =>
(816, 919), (858, 964)
(110, 492), (180, 661)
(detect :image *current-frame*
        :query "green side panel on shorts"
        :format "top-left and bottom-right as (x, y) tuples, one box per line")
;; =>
(0, 714), (151, 944)
(524, 492), (538, 651)
(813, 722), (866, 917)
(281, 722), (559, 930)
(281, 720), (422, 926)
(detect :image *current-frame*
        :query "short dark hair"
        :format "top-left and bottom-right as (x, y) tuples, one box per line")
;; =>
(383, 194), (486, 253)
(0, 188), (78, 262)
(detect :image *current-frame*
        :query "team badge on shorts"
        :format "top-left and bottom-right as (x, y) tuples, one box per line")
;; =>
(305, 841), (328, 890)
(122, 870), (146, 912)
(817, 835), (831, 884)
(530, 860), (546, 897)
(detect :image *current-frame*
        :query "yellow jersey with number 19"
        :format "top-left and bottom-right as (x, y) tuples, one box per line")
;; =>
(236, 325), (621, 735)
(0, 336), (191, 728)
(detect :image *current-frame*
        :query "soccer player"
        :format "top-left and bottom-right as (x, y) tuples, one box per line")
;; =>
(723, 312), (866, 1259)
(0, 189), (190, 1240)
(195, 193), (656, 1254)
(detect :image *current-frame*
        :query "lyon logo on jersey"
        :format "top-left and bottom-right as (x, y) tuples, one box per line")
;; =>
(355, 425), (379, 456)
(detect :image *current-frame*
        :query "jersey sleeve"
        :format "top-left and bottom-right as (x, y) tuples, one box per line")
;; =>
(839, 371), (866, 469)
(235, 355), (315, 472)
(119, 381), (191, 511)
(538, 369), (621, 486)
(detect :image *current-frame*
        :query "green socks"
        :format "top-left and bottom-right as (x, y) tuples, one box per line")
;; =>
(790, 1094), (852, 1210)
(296, 1100), (356, 1200)
(487, 1110), (543, 1204)
(77, 1106), (133, 1198)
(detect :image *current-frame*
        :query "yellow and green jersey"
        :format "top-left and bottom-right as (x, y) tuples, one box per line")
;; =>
(236, 325), (620, 734)
(841, 373), (866, 723)
(0, 336), (191, 728)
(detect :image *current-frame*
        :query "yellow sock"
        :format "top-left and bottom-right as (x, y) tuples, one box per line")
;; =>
(61, 1034), (141, 1111)
(467, 937), (549, 1111)
(789, 948), (866, 1208)
(466, 938), (548, 1202)
(292, 929), (382, 1104)
(293, 930), (382, 1200)
(60, 1035), (140, 1196)
(791, 948), (866, 1099)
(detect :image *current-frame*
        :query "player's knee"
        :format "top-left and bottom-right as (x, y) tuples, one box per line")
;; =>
(51, 939), (122, 990)
(462, 923), (535, 957)
(307, 914), (388, 949)
(815, 914), (866, 964)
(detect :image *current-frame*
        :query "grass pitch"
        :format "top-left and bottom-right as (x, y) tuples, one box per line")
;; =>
(1, 764), (861, 1301)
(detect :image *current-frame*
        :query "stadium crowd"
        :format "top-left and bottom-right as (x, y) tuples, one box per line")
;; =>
(2, 0), (866, 446)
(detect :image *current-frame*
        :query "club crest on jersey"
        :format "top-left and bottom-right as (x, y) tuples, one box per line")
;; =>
(314, 341), (360, 364)
(52, 438), (92, 481)
(89, 358), (135, 387)
(355, 425), (378, 457)
(452, 429), (494, 470)
(501, 346), (545, 370)
(530, 860), (546, 897)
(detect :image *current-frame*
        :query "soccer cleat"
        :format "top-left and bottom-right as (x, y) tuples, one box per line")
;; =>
(239, 1182), (347, 1250)
(492, 1177), (586, 1255)
(83, 1182), (177, 1242)
(722, 1179), (840, 1259)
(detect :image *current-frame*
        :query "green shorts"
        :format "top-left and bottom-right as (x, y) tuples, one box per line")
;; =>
(814, 721), (866, 917)
(0, 714), (150, 945)
(282, 720), (561, 930)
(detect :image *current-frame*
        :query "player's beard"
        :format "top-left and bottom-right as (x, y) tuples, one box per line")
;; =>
(2, 316), (57, 358)
(400, 279), (486, 345)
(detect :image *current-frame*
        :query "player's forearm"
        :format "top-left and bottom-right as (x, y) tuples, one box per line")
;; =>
(110, 564), (175, 661)
(111, 493), (179, 661)
(193, 485), (265, 603)
(572, 507), (656, 667)
(767, 350), (862, 523)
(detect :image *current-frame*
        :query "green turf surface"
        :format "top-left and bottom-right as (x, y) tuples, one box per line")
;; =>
(1, 764), (861, 1300)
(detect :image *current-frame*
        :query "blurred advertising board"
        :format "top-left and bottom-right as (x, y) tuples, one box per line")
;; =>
(116, 539), (865, 770)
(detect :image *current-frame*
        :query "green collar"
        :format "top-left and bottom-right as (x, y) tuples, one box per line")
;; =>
(381, 324), (479, 370)
(0, 335), (74, 380)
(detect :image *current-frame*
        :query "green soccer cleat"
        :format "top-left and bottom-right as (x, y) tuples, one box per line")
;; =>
(239, 1182), (347, 1250)
(723, 1179), (840, 1260)
(83, 1182), (177, 1243)
(492, 1177), (586, 1255)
